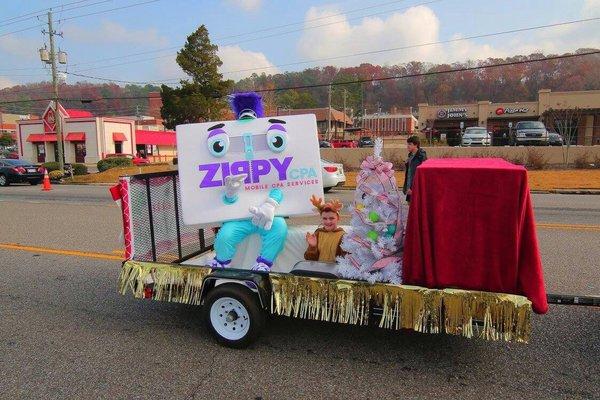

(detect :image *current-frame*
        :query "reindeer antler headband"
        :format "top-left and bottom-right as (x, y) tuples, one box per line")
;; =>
(310, 195), (343, 215)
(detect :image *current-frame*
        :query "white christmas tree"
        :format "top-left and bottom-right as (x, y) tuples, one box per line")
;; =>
(336, 138), (406, 284)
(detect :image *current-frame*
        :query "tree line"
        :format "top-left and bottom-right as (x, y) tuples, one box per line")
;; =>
(1, 21), (597, 127)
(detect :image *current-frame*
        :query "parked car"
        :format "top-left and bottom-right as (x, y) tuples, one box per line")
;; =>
(330, 139), (357, 148)
(319, 140), (332, 148)
(357, 136), (374, 148)
(0, 159), (44, 186)
(104, 153), (150, 166)
(321, 159), (346, 193)
(548, 131), (564, 146)
(511, 121), (549, 146)
(461, 127), (491, 146)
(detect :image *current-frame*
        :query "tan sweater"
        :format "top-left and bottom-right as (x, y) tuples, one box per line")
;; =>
(304, 227), (346, 263)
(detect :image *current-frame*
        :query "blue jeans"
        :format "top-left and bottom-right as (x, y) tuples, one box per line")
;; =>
(214, 217), (288, 264)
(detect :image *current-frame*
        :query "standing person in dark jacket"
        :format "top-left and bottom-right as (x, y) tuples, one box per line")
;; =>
(403, 135), (427, 202)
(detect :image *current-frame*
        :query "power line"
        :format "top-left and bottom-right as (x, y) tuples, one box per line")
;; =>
(0, 23), (46, 38)
(2, 50), (595, 103)
(58, 0), (162, 23)
(65, 17), (600, 84)
(220, 0), (443, 47)
(64, 0), (417, 69)
(0, 0), (162, 38)
(252, 51), (600, 93)
(221, 17), (600, 76)
(0, 0), (94, 25)
(0, 0), (113, 29)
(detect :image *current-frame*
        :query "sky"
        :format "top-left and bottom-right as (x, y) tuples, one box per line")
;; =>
(0, 0), (599, 89)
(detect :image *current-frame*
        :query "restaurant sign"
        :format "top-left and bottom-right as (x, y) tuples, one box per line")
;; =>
(495, 107), (529, 115)
(437, 107), (468, 119)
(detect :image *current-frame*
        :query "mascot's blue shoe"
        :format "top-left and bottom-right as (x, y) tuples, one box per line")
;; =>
(251, 257), (273, 272)
(211, 258), (231, 269)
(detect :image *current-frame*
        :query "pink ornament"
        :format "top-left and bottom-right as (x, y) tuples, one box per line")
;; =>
(368, 256), (400, 272)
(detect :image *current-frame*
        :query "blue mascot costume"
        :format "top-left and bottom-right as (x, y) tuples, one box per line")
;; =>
(211, 92), (288, 272)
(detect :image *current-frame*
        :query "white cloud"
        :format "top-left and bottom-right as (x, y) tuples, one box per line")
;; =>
(583, 0), (600, 16)
(0, 76), (16, 89)
(218, 45), (279, 80)
(0, 35), (38, 60)
(225, 0), (262, 11)
(64, 20), (169, 46)
(297, 5), (444, 67)
(296, 4), (600, 68)
(155, 46), (278, 82)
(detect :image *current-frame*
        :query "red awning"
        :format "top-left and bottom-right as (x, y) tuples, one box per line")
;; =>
(65, 132), (86, 141)
(26, 134), (57, 142)
(65, 109), (94, 118)
(113, 132), (127, 142)
(135, 130), (176, 146)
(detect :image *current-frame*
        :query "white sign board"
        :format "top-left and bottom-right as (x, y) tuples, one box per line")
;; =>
(177, 114), (324, 225)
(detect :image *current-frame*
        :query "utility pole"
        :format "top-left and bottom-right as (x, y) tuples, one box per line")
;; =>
(46, 10), (64, 171)
(327, 84), (332, 141)
(342, 89), (347, 137)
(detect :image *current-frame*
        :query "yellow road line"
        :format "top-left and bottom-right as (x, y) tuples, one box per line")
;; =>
(537, 223), (600, 232)
(1, 221), (598, 262)
(0, 243), (123, 261)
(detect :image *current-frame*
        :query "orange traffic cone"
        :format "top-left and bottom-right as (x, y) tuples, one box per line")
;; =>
(42, 168), (52, 191)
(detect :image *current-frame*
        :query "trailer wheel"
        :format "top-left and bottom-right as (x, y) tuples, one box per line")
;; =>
(203, 284), (264, 348)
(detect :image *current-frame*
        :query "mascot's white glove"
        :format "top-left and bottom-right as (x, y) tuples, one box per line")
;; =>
(223, 174), (247, 202)
(249, 197), (279, 230)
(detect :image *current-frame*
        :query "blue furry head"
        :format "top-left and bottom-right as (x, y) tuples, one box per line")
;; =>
(230, 92), (264, 120)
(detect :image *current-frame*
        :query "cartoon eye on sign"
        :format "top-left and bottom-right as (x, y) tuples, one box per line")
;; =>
(266, 121), (288, 153)
(176, 114), (323, 225)
(206, 124), (230, 157)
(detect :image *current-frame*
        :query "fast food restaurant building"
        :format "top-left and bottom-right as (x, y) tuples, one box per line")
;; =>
(17, 102), (135, 164)
(418, 89), (600, 145)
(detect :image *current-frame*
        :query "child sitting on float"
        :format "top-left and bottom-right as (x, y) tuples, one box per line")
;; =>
(304, 195), (346, 263)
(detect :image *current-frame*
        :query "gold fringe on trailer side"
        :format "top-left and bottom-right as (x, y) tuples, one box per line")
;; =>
(118, 262), (532, 343)
(269, 274), (373, 326)
(269, 275), (532, 343)
(118, 260), (212, 305)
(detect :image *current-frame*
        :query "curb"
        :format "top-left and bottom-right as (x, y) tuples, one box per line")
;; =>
(64, 183), (600, 194)
(337, 186), (600, 195)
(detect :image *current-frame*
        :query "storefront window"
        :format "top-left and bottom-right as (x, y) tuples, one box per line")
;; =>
(115, 141), (123, 154)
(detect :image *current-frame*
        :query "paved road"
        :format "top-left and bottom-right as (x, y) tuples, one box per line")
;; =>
(0, 184), (599, 399)
(1, 184), (599, 224)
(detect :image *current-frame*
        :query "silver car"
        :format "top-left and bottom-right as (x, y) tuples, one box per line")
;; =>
(512, 121), (549, 146)
(461, 127), (491, 146)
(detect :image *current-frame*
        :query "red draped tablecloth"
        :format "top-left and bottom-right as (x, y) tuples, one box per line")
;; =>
(403, 158), (548, 314)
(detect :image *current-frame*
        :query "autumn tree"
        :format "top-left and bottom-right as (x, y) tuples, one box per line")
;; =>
(160, 25), (233, 128)
(543, 106), (584, 167)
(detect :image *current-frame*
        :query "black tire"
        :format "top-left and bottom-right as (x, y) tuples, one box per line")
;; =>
(29, 180), (41, 185)
(202, 283), (265, 349)
(324, 187), (332, 193)
(0, 174), (8, 187)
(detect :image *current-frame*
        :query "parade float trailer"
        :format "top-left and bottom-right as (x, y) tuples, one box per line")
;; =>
(112, 167), (596, 349)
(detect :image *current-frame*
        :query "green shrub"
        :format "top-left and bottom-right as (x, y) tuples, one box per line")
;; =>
(97, 157), (133, 172)
(49, 170), (64, 180)
(43, 161), (61, 172)
(72, 163), (88, 175)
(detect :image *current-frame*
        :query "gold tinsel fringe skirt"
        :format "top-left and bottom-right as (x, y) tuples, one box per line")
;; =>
(118, 261), (531, 343)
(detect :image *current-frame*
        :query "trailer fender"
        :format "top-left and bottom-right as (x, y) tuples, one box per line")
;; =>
(200, 269), (271, 310)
